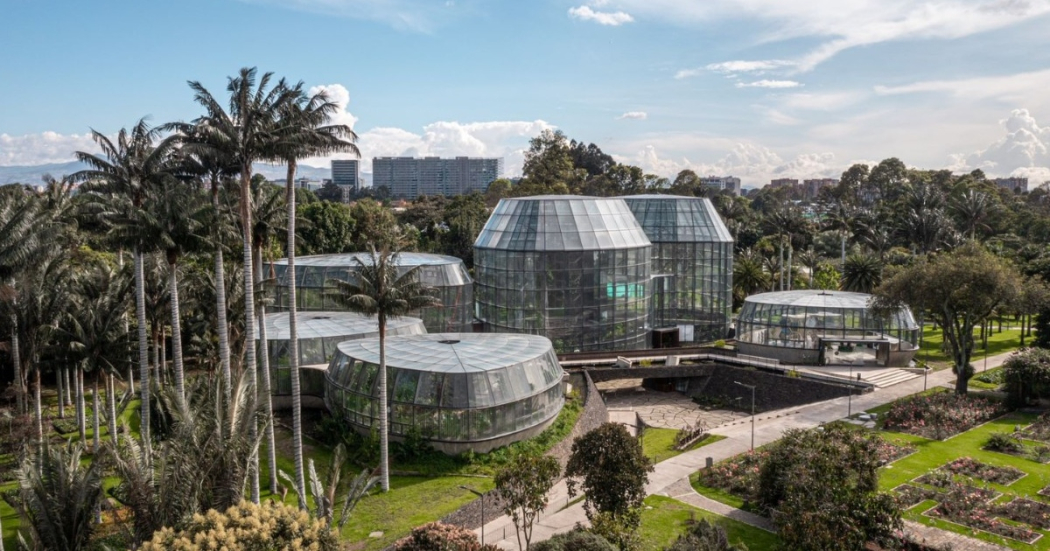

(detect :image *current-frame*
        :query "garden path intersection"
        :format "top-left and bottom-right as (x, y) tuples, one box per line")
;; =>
(475, 352), (1018, 550)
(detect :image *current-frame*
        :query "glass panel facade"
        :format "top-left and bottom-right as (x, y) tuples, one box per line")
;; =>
(323, 334), (565, 443)
(268, 252), (473, 333)
(474, 197), (652, 352)
(736, 290), (919, 352)
(624, 196), (733, 343)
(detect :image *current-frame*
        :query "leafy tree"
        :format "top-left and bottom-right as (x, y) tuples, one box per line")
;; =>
(485, 178), (512, 207)
(297, 200), (356, 255)
(758, 425), (901, 551)
(569, 140), (615, 176)
(349, 198), (400, 251)
(326, 244), (440, 492)
(531, 530), (617, 551)
(315, 180), (347, 203)
(870, 243), (1025, 393)
(441, 192), (489, 269)
(514, 130), (579, 196)
(15, 442), (105, 551)
(141, 500), (339, 551)
(565, 423), (653, 540)
(811, 263), (840, 291)
(1003, 347), (1050, 406)
(494, 453), (561, 550)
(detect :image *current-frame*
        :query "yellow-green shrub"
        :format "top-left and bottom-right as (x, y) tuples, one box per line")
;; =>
(141, 500), (338, 551)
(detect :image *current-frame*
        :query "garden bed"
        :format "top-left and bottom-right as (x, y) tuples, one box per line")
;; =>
(1022, 412), (1050, 443)
(995, 498), (1050, 530)
(943, 457), (1025, 486)
(696, 449), (768, 503)
(876, 439), (916, 465)
(882, 392), (1005, 440)
(925, 482), (1039, 544)
(894, 484), (939, 509)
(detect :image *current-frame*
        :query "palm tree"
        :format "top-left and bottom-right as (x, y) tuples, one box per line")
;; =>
(822, 203), (854, 270)
(952, 189), (993, 240)
(842, 254), (882, 293)
(15, 441), (105, 551)
(899, 182), (953, 254)
(327, 243), (439, 492)
(186, 67), (300, 503)
(0, 184), (41, 415)
(75, 119), (178, 457)
(733, 249), (771, 308)
(275, 87), (359, 504)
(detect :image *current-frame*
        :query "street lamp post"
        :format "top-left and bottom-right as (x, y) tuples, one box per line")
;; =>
(848, 363), (853, 417)
(460, 485), (485, 546)
(734, 381), (756, 451)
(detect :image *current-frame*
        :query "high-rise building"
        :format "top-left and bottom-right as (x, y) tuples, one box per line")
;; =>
(372, 156), (503, 199)
(803, 178), (838, 200)
(769, 178), (799, 188)
(330, 159), (361, 193)
(699, 176), (742, 196)
(994, 177), (1029, 193)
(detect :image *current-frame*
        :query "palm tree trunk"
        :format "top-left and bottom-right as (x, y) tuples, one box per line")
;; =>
(213, 184), (233, 400)
(778, 238), (785, 291)
(786, 243), (793, 291)
(840, 231), (846, 272)
(254, 246), (279, 495)
(34, 368), (43, 444)
(119, 249), (134, 396)
(168, 259), (186, 404)
(77, 365), (86, 444)
(161, 327), (167, 386)
(151, 326), (159, 387)
(92, 372), (100, 453)
(57, 364), (65, 420)
(10, 314), (23, 414)
(240, 169), (260, 504)
(134, 250), (152, 458)
(379, 316), (390, 492)
(64, 366), (72, 407)
(285, 163), (307, 506)
(107, 371), (118, 442)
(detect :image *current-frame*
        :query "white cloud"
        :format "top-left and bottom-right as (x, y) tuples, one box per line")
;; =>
(780, 91), (865, 111)
(0, 132), (100, 166)
(306, 83), (359, 129)
(618, 111), (648, 120)
(949, 108), (1050, 181)
(736, 80), (803, 89)
(568, 5), (634, 25)
(596, 0), (1050, 70)
(706, 60), (795, 74)
(874, 68), (1050, 105)
(673, 68), (703, 80)
(235, 0), (464, 32)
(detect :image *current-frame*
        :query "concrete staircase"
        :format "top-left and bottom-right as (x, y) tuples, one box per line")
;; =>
(860, 369), (919, 388)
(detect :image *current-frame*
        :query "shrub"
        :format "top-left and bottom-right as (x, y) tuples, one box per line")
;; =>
(1004, 348), (1050, 407)
(882, 391), (1004, 439)
(985, 432), (1024, 454)
(140, 500), (339, 550)
(664, 518), (745, 551)
(392, 522), (499, 551)
(531, 529), (617, 551)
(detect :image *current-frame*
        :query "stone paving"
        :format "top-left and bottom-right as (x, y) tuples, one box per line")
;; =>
(598, 380), (749, 430)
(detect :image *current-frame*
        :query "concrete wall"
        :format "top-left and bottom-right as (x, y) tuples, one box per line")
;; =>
(683, 364), (851, 412)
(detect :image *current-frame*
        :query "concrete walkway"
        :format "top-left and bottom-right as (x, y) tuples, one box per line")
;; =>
(476, 352), (1017, 550)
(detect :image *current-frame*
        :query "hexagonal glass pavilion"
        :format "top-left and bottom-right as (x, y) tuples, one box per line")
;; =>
(268, 252), (473, 333)
(324, 333), (565, 453)
(624, 195), (733, 344)
(473, 196), (652, 352)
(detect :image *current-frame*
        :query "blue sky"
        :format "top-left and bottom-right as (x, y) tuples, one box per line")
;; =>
(2, 0), (1050, 186)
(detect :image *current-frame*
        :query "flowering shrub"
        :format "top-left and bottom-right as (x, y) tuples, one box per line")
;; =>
(882, 392), (1005, 439)
(995, 498), (1050, 530)
(141, 500), (339, 550)
(1022, 411), (1050, 442)
(697, 449), (769, 502)
(929, 484), (1038, 543)
(894, 484), (938, 509)
(875, 440), (916, 465)
(943, 457), (1025, 485)
(393, 522), (499, 551)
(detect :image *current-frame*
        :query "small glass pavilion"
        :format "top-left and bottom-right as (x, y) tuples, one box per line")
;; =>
(474, 196), (652, 352)
(735, 290), (919, 367)
(324, 333), (565, 453)
(268, 252), (473, 333)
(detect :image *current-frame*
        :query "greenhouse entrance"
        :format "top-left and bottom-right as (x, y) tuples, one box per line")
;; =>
(818, 338), (891, 367)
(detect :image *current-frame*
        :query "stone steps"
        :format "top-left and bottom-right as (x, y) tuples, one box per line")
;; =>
(864, 369), (919, 388)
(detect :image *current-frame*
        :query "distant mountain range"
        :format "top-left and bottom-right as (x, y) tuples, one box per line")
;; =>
(0, 161), (349, 186)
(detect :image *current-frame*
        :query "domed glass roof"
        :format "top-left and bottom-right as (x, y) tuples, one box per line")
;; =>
(623, 195), (733, 243)
(256, 311), (425, 341)
(474, 196), (651, 251)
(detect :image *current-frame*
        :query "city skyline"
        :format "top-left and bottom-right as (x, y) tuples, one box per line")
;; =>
(2, 0), (1050, 186)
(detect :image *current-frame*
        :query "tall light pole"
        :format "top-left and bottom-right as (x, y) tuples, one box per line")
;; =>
(734, 381), (756, 451)
(848, 363), (853, 417)
(460, 485), (485, 546)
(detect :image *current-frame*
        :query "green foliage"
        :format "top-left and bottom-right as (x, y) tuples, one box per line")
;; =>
(348, 198), (400, 251)
(757, 425), (901, 551)
(663, 518), (746, 551)
(296, 200), (355, 255)
(14, 442), (104, 551)
(530, 529), (617, 551)
(565, 423), (654, 535)
(494, 453), (561, 550)
(985, 432), (1024, 454)
(391, 522), (499, 551)
(1003, 347), (1050, 406)
(590, 510), (643, 551)
(140, 500), (339, 551)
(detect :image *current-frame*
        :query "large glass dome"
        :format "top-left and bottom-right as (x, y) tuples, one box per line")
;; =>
(268, 252), (473, 333)
(624, 195), (733, 344)
(324, 333), (565, 453)
(474, 196), (652, 352)
(257, 311), (426, 397)
(735, 290), (919, 367)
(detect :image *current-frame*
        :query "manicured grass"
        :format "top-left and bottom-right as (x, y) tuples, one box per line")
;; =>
(878, 413), (1050, 550)
(642, 428), (726, 465)
(639, 495), (780, 551)
(970, 367), (1004, 391)
(917, 326), (1024, 369)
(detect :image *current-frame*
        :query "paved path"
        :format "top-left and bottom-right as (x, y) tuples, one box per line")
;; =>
(604, 386), (748, 430)
(476, 352), (1017, 550)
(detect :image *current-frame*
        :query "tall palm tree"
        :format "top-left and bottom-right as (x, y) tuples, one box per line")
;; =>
(327, 244), (439, 492)
(822, 203), (854, 270)
(0, 184), (41, 415)
(733, 249), (771, 308)
(952, 189), (993, 240)
(186, 67), (300, 503)
(275, 87), (359, 504)
(75, 119), (177, 457)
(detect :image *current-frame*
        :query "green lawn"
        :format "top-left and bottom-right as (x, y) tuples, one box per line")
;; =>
(917, 326), (1024, 369)
(642, 428), (726, 465)
(639, 495), (780, 551)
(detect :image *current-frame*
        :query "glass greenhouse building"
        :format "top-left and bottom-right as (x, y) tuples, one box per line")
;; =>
(268, 252), (474, 333)
(735, 290), (919, 367)
(474, 196), (652, 353)
(324, 333), (565, 453)
(624, 195), (733, 344)
(257, 311), (426, 399)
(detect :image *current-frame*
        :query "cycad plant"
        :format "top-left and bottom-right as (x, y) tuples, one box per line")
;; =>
(327, 242), (439, 492)
(14, 442), (105, 551)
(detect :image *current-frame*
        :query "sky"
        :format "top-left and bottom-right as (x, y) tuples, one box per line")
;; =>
(2, 0), (1050, 187)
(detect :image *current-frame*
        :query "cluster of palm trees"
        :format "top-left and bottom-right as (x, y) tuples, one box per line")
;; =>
(1, 67), (362, 542)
